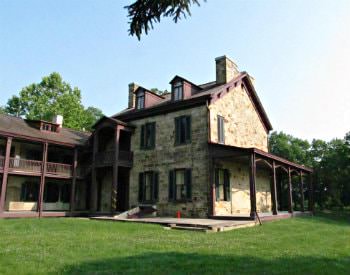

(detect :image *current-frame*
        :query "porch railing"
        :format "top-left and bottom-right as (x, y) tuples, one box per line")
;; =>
(95, 150), (133, 166)
(7, 157), (73, 177)
(46, 162), (72, 177)
(9, 158), (42, 173)
(0, 156), (4, 170)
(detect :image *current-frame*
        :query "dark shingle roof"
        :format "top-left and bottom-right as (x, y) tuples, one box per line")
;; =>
(0, 114), (91, 146)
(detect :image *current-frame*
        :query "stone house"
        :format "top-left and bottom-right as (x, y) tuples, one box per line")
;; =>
(0, 55), (313, 219)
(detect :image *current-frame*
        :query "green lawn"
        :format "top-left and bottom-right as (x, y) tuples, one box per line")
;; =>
(0, 212), (349, 275)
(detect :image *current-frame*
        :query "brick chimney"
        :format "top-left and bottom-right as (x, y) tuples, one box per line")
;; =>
(215, 55), (239, 85)
(128, 82), (139, 109)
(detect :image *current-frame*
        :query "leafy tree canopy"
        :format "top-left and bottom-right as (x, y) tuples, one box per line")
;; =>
(4, 72), (103, 131)
(125, 0), (203, 40)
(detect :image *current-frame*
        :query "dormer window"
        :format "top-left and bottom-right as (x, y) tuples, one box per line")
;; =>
(173, 82), (183, 101)
(40, 122), (58, 132)
(136, 90), (145, 109)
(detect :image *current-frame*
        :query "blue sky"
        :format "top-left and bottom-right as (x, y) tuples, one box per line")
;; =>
(1, 0), (349, 141)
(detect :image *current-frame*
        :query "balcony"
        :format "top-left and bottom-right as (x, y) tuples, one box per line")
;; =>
(95, 150), (133, 167)
(6, 157), (73, 178)
(0, 156), (4, 172)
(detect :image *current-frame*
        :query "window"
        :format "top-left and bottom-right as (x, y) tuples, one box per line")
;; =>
(215, 169), (230, 201)
(44, 183), (59, 203)
(168, 169), (192, 201)
(136, 91), (145, 109)
(138, 171), (159, 203)
(140, 122), (156, 149)
(173, 82), (183, 101)
(217, 115), (225, 144)
(20, 182), (39, 202)
(175, 116), (191, 145)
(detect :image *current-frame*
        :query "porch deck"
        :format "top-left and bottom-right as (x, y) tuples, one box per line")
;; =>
(90, 211), (312, 232)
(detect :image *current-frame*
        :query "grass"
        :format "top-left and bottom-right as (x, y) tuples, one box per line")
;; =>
(0, 212), (349, 275)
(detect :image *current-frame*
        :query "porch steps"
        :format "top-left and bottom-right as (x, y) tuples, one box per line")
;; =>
(165, 221), (257, 233)
(114, 205), (157, 219)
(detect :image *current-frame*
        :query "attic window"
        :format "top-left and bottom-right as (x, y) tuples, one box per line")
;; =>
(173, 82), (183, 101)
(41, 123), (58, 133)
(136, 90), (145, 109)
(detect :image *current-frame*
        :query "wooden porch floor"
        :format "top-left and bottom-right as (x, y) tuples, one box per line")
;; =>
(90, 211), (312, 232)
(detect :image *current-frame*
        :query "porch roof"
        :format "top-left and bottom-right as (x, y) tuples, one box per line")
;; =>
(208, 142), (313, 173)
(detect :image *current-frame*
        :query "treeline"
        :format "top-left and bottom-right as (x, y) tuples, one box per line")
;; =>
(269, 131), (350, 209)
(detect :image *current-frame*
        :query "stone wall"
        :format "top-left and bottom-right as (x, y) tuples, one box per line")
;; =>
(214, 159), (271, 215)
(209, 84), (268, 152)
(129, 105), (210, 218)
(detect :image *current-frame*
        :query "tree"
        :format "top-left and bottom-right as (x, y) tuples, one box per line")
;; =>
(5, 72), (103, 131)
(125, 0), (203, 40)
(0, 106), (6, 114)
(150, 88), (169, 96)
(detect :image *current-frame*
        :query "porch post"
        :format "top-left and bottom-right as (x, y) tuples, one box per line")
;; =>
(300, 171), (305, 212)
(111, 125), (120, 213)
(70, 147), (78, 213)
(287, 167), (293, 214)
(209, 157), (215, 216)
(38, 142), (48, 217)
(0, 137), (12, 213)
(91, 134), (98, 212)
(308, 174), (315, 213)
(249, 152), (257, 219)
(271, 161), (278, 215)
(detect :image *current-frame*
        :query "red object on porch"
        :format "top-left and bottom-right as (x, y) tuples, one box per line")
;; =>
(177, 211), (181, 219)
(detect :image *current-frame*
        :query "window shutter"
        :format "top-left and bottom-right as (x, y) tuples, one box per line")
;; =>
(138, 173), (144, 202)
(151, 123), (156, 148)
(140, 125), (145, 149)
(186, 116), (191, 142)
(168, 170), (175, 200)
(215, 169), (220, 201)
(185, 169), (192, 200)
(153, 172), (159, 201)
(224, 169), (231, 201)
(20, 183), (26, 201)
(175, 118), (180, 145)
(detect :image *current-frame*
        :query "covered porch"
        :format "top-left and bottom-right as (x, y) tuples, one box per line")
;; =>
(208, 143), (314, 220)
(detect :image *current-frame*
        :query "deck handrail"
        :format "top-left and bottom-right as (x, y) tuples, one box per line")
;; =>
(9, 157), (42, 173)
(46, 162), (72, 177)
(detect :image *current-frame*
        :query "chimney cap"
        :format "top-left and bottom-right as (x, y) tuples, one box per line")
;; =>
(52, 114), (63, 128)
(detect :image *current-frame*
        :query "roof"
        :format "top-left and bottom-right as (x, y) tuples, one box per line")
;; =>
(208, 142), (313, 173)
(0, 113), (91, 147)
(113, 73), (273, 132)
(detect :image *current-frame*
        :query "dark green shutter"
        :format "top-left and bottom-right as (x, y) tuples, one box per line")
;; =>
(153, 172), (159, 201)
(150, 123), (156, 149)
(20, 183), (26, 201)
(140, 125), (145, 149)
(168, 170), (175, 200)
(224, 169), (231, 201)
(186, 116), (191, 142)
(175, 118), (180, 145)
(138, 173), (144, 202)
(185, 169), (192, 200)
(215, 169), (220, 201)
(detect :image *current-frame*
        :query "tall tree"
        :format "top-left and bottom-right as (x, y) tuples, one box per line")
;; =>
(125, 0), (203, 40)
(5, 72), (103, 131)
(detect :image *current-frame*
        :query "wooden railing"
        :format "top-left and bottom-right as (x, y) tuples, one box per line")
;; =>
(9, 158), (42, 173)
(7, 157), (73, 177)
(95, 150), (133, 166)
(0, 156), (4, 170)
(46, 162), (72, 177)
(119, 150), (133, 163)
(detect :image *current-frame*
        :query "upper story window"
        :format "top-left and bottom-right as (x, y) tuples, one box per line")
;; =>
(173, 82), (183, 101)
(175, 115), (191, 145)
(168, 168), (192, 201)
(140, 122), (156, 149)
(136, 90), (145, 109)
(138, 171), (159, 203)
(215, 168), (230, 201)
(217, 115), (225, 144)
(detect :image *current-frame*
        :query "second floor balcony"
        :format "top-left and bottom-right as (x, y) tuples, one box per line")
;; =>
(95, 150), (133, 167)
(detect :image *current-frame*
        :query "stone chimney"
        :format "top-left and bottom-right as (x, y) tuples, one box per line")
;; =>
(52, 115), (63, 128)
(215, 55), (239, 85)
(128, 82), (139, 109)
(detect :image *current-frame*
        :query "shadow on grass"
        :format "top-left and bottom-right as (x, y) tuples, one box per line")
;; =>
(60, 252), (350, 275)
(310, 210), (350, 226)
